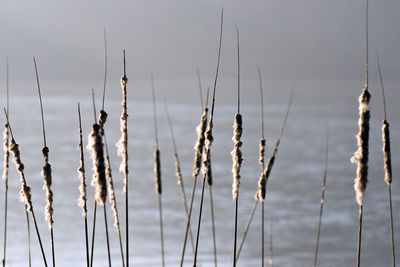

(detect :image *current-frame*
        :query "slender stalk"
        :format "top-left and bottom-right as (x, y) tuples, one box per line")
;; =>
(4, 109), (48, 267)
(2, 59), (10, 267)
(356, 206), (363, 267)
(193, 8), (223, 267)
(25, 207), (32, 267)
(103, 206), (112, 267)
(117, 50), (129, 267)
(33, 57), (56, 267)
(151, 75), (164, 267)
(77, 103), (90, 267)
(377, 50), (395, 267)
(268, 216), (273, 267)
(164, 99), (195, 256)
(209, 185), (217, 267)
(236, 200), (258, 261)
(313, 130), (329, 267)
(90, 201), (97, 267)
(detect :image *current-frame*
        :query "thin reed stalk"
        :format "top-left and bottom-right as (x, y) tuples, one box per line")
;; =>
(313, 130), (329, 267)
(100, 32), (125, 267)
(351, 3), (370, 266)
(87, 93), (111, 267)
(377, 50), (396, 267)
(2, 59), (9, 267)
(4, 110), (48, 267)
(25, 206), (32, 267)
(77, 104), (90, 267)
(33, 57), (56, 267)
(116, 50), (129, 267)
(269, 217), (273, 267)
(151, 75), (165, 267)
(193, 8), (223, 267)
(164, 99), (195, 256)
(231, 24), (243, 267)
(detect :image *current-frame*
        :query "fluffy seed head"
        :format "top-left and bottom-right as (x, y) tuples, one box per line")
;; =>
(3, 124), (10, 181)
(351, 89), (370, 206)
(193, 108), (208, 177)
(231, 113), (243, 200)
(154, 148), (161, 195)
(382, 120), (392, 185)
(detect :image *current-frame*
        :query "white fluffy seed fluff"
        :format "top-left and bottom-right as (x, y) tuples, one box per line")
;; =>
(3, 124), (9, 181)
(351, 89), (371, 206)
(382, 120), (392, 185)
(231, 114), (243, 200)
(117, 75), (129, 192)
(9, 140), (32, 212)
(105, 154), (120, 230)
(202, 118), (214, 178)
(77, 127), (87, 217)
(42, 146), (54, 229)
(87, 124), (107, 206)
(193, 108), (208, 177)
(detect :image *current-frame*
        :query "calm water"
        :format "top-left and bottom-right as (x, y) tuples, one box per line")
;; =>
(1, 79), (399, 266)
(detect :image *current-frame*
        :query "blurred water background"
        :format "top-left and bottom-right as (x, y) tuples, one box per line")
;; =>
(0, 77), (398, 266)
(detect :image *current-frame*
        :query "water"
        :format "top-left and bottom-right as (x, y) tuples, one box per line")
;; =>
(1, 79), (399, 266)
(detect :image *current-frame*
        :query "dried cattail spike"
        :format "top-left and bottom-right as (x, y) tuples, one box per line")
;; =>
(351, 88), (371, 206)
(202, 119), (214, 177)
(9, 140), (32, 212)
(155, 148), (161, 195)
(77, 122), (87, 217)
(98, 109), (108, 136)
(259, 138), (266, 168)
(42, 160), (53, 229)
(193, 108), (208, 177)
(382, 120), (392, 185)
(231, 113), (243, 200)
(117, 74), (129, 192)
(3, 124), (10, 181)
(206, 152), (213, 186)
(88, 123), (107, 206)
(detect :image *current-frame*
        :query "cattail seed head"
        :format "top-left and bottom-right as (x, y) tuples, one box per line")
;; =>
(193, 108), (208, 177)
(351, 89), (371, 206)
(174, 153), (183, 186)
(206, 152), (213, 186)
(9, 140), (32, 212)
(259, 138), (266, 168)
(88, 123), (107, 206)
(382, 120), (392, 185)
(42, 157), (53, 229)
(154, 148), (161, 195)
(231, 113), (243, 200)
(3, 124), (10, 181)
(105, 154), (120, 230)
(117, 75), (129, 192)
(98, 110), (108, 136)
(77, 126), (87, 216)
(202, 119), (214, 177)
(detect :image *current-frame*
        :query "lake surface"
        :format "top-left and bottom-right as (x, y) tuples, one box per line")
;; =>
(1, 79), (399, 266)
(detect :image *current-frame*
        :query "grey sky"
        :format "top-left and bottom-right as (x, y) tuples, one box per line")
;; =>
(0, 0), (399, 94)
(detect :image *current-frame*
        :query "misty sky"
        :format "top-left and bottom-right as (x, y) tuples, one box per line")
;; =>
(0, 0), (399, 99)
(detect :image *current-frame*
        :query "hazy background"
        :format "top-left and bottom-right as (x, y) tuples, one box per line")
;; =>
(0, 1), (399, 266)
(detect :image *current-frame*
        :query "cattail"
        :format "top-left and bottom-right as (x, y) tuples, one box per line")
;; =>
(77, 123), (87, 217)
(9, 140), (32, 211)
(41, 147), (53, 229)
(117, 74), (129, 192)
(351, 88), (370, 206)
(259, 138), (266, 168)
(231, 114), (243, 200)
(98, 110), (108, 136)
(382, 120), (391, 185)
(154, 148), (161, 195)
(2, 124), (9, 182)
(193, 108), (208, 177)
(88, 123), (107, 206)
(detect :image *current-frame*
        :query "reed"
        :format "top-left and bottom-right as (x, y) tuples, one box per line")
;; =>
(100, 32), (125, 267)
(151, 75), (165, 267)
(236, 65), (265, 263)
(192, 8), (223, 267)
(377, 51), (395, 267)
(3, 109), (48, 267)
(2, 59), (9, 267)
(116, 50), (129, 267)
(77, 103), (90, 267)
(164, 98), (196, 257)
(33, 57), (56, 267)
(231, 24), (243, 267)
(87, 94), (112, 267)
(350, 2), (370, 266)
(313, 130), (329, 267)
